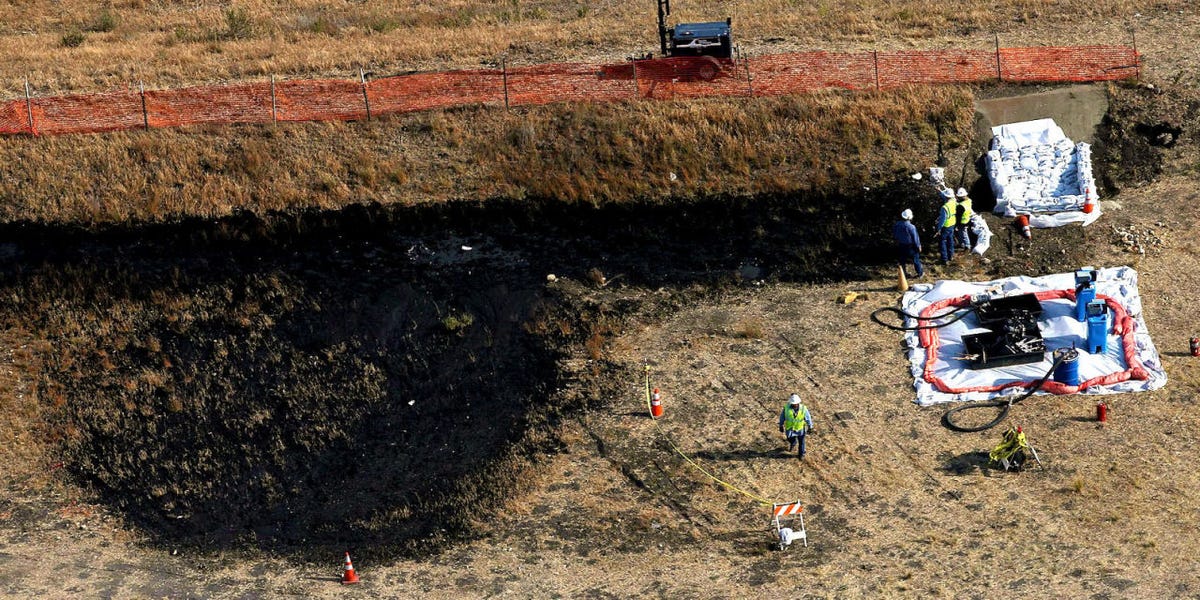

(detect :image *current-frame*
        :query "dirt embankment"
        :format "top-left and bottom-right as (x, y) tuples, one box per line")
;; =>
(0, 80), (1189, 568)
(0, 87), (973, 227)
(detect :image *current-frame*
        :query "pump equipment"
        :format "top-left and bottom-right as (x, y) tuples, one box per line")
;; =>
(961, 293), (1047, 369)
(656, 1), (733, 59)
(1074, 268), (1097, 322)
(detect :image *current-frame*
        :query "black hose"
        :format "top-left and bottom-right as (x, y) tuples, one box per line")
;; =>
(941, 351), (1068, 432)
(871, 298), (1070, 432)
(870, 305), (975, 331)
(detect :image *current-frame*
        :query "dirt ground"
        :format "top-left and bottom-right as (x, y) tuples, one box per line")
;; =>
(1, 163), (1198, 600)
(5, 15), (1200, 600)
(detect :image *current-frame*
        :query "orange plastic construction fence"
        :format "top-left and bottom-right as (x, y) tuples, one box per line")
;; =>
(32, 89), (144, 135)
(998, 45), (1139, 82)
(147, 82), (273, 128)
(1, 45), (1138, 137)
(370, 69), (504, 114)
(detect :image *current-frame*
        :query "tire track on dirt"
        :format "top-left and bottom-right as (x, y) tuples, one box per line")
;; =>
(576, 416), (707, 527)
(773, 333), (956, 511)
(770, 335), (865, 506)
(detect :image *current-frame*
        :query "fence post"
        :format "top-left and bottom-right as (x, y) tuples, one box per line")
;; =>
(270, 75), (277, 124)
(632, 60), (640, 99)
(23, 79), (34, 135)
(994, 33), (1002, 82)
(671, 61), (677, 99)
(1131, 25), (1140, 81)
(873, 48), (880, 90)
(140, 80), (149, 130)
(360, 68), (371, 121)
(744, 51), (754, 97)
(501, 56), (510, 110)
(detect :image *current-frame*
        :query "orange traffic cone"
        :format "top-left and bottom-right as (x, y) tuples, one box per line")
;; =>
(341, 552), (360, 585)
(1082, 188), (1096, 214)
(1016, 214), (1032, 239)
(650, 388), (664, 418)
(897, 266), (909, 292)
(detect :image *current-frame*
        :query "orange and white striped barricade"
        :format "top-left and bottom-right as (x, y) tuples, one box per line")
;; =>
(772, 500), (807, 550)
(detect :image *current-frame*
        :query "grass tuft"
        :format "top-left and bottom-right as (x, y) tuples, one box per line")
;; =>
(223, 6), (255, 41)
(734, 318), (765, 339)
(88, 9), (119, 33)
(585, 331), (605, 360)
(60, 31), (86, 48)
(442, 312), (475, 333)
(301, 14), (340, 36)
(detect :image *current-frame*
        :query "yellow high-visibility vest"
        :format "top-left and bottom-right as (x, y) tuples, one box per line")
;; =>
(958, 197), (974, 224)
(941, 200), (958, 228)
(784, 405), (808, 432)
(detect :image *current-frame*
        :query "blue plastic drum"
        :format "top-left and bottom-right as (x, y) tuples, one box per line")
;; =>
(1052, 347), (1081, 386)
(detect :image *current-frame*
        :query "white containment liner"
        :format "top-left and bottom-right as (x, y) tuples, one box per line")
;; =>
(985, 118), (1101, 228)
(900, 267), (1166, 406)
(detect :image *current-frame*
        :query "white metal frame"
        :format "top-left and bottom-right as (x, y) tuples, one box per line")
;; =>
(772, 500), (807, 550)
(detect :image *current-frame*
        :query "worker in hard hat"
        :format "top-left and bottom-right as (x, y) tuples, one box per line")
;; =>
(892, 208), (923, 278)
(935, 188), (958, 264)
(778, 394), (814, 459)
(955, 187), (974, 251)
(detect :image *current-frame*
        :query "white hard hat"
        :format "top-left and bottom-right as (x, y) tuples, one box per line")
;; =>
(956, 187), (968, 197)
(789, 394), (801, 405)
(940, 188), (953, 199)
(901, 208), (913, 220)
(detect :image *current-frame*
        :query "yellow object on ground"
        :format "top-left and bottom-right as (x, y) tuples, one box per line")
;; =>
(989, 425), (1041, 471)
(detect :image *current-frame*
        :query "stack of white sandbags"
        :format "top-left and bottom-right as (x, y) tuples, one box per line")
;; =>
(969, 214), (992, 255)
(1076, 143), (1098, 203)
(984, 118), (1100, 227)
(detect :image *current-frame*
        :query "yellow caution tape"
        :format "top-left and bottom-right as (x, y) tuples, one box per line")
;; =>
(643, 365), (775, 507)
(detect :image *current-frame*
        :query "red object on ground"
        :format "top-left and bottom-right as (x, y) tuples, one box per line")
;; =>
(341, 552), (360, 585)
(651, 388), (664, 418)
(1096, 401), (1108, 422)
(1015, 214), (1032, 238)
(1190, 337), (1199, 357)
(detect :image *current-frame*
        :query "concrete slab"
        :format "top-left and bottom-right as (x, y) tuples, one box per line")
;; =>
(974, 84), (1109, 145)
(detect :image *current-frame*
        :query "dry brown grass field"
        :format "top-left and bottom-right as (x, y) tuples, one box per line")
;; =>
(0, 0), (1187, 95)
(2, 2), (1200, 599)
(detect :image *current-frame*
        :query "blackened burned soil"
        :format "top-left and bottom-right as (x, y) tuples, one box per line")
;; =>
(0, 190), (914, 560)
(1091, 83), (1194, 194)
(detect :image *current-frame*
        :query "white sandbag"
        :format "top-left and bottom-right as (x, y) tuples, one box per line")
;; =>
(990, 118), (1067, 147)
(970, 214), (992, 255)
(987, 119), (1099, 228)
(1029, 209), (1100, 228)
(928, 167), (947, 189)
